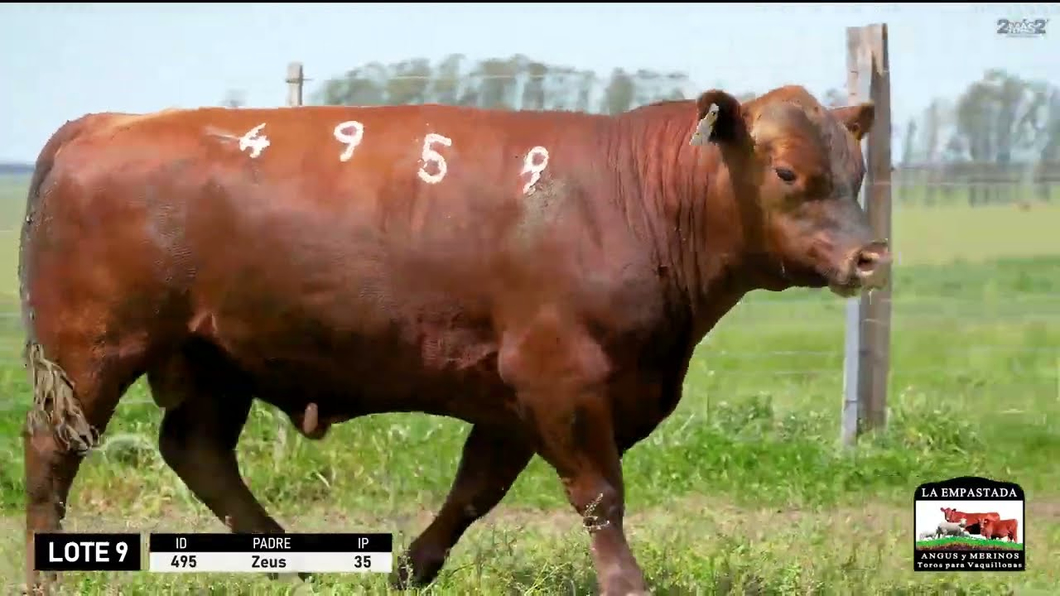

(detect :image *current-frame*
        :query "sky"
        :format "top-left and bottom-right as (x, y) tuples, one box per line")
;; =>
(1, 2), (1058, 163)
(915, 500), (1023, 543)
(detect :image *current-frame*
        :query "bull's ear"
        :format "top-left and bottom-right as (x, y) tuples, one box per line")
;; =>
(831, 102), (875, 141)
(690, 90), (748, 146)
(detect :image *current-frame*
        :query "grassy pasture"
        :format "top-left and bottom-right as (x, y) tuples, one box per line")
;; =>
(0, 173), (1058, 594)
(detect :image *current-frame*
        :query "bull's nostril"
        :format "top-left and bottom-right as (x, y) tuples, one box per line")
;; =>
(856, 252), (877, 273)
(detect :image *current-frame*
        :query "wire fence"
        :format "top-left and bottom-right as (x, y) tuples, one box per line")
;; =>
(0, 291), (1055, 413)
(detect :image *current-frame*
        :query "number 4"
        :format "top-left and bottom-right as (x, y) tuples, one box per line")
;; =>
(418, 133), (452, 184)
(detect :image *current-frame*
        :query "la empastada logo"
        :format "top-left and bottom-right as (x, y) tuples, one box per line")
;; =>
(913, 476), (1025, 572)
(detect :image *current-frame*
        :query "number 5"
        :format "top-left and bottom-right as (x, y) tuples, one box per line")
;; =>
(418, 133), (452, 184)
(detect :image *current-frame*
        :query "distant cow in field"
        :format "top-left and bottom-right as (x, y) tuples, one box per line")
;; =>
(935, 519), (969, 538)
(941, 507), (1000, 535)
(980, 518), (1019, 542)
(19, 83), (885, 596)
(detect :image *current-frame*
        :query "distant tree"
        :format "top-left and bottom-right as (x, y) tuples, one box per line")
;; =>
(899, 118), (916, 165)
(920, 100), (942, 204)
(315, 55), (692, 115)
(954, 69), (1050, 204)
(600, 68), (635, 115)
(823, 88), (846, 108)
(901, 69), (1057, 207)
(1034, 89), (1060, 202)
(221, 89), (246, 108)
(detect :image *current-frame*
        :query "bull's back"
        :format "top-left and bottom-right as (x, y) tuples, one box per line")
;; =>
(29, 105), (625, 401)
(182, 106), (629, 406)
(21, 104), (648, 414)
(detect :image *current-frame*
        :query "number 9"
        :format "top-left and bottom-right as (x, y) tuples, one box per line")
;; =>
(418, 133), (452, 184)
(116, 541), (128, 562)
(521, 146), (550, 194)
(334, 120), (365, 163)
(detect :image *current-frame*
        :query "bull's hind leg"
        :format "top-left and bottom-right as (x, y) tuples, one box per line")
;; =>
(391, 425), (534, 588)
(23, 340), (149, 594)
(149, 340), (290, 539)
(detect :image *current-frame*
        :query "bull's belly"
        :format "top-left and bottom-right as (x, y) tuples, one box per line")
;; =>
(206, 308), (518, 427)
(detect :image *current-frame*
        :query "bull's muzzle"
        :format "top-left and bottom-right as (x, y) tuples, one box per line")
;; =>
(849, 240), (891, 291)
(830, 240), (891, 297)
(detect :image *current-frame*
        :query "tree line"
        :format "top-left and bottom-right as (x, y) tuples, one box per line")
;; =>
(312, 54), (723, 115)
(899, 69), (1059, 205)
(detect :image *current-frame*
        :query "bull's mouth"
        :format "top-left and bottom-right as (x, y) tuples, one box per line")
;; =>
(767, 241), (891, 296)
(823, 261), (875, 298)
(827, 281), (862, 298)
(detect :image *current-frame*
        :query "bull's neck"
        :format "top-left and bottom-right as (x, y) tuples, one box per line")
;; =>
(610, 105), (751, 342)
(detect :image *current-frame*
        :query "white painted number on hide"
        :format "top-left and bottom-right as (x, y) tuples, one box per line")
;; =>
(418, 133), (453, 184)
(334, 120), (365, 162)
(521, 146), (550, 194)
(239, 123), (270, 158)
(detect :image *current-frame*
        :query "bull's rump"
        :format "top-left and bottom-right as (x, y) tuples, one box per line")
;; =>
(22, 106), (626, 412)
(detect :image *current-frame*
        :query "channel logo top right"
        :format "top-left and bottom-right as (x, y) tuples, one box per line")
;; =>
(997, 18), (1048, 38)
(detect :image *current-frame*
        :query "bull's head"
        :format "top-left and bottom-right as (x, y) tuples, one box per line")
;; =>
(940, 507), (958, 522)
(690, 85), (891, 297)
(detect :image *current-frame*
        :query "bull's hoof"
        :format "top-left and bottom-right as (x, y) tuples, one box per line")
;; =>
(389, 552), (442, 590)
(600, 571), (651, 596)
(265, 571), (313, 582)
(21, 583), (50, 596)
(602, 587), (651, 596)
(389, 559), (417, 591)
(22, 571), (58, 595)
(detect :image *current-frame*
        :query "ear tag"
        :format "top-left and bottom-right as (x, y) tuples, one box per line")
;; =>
(689, 103), (720, 146)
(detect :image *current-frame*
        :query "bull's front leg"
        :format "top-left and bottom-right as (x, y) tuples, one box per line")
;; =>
(391, 424), (535, 588)
(498, 312), (649, 595)
(523, 387), (649, 596)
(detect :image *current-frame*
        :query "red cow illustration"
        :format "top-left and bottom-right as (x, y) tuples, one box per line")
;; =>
(980, 518), (1019, 542)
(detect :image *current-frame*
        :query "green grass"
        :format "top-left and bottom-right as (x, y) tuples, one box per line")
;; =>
(916, 537), (1024, 550)
(893, 201), (1060, 265)
(1, 173), (1059, 593)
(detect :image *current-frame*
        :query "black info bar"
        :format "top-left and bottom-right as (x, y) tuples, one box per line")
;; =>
(149, 533), (393, 552)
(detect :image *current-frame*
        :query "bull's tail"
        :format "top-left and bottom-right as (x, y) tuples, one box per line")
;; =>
(23, 342), (98, 453)
(19, 116), (101, 454)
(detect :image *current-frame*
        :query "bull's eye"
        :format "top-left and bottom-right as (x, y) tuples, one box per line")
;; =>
(775, 167), (797, 183)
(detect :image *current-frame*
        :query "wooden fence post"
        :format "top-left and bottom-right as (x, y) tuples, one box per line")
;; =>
(286, 61), (305, 107)
(274, 62), (305, 467)
(841, 24), (893, 447)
